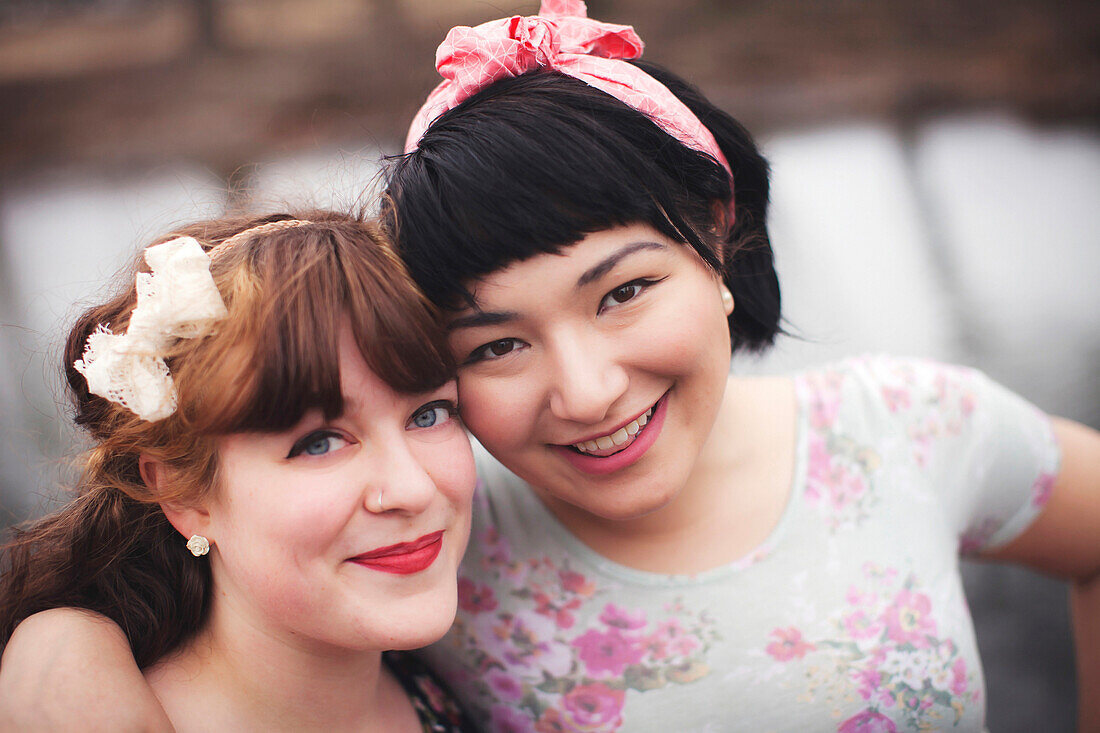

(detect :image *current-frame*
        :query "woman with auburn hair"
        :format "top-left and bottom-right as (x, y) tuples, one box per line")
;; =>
(0, 213), (476, 731)
(5, 2), (1100, 731)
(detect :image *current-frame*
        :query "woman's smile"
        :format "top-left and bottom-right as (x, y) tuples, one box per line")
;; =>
(566, 398), (660, 455)
(348, 531), (446, 575)
(550, 392), (669, 476)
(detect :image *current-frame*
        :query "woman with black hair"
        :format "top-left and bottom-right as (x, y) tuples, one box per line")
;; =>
(381, 5), (1099, 728)
(4, 2), (1099, 731)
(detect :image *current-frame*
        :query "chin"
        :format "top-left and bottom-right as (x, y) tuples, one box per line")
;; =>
(575, 487), (678, 523)
(384, 593), (459, 651)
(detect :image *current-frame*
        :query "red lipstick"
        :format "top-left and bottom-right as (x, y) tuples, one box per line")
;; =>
(349, 531), (444, 575)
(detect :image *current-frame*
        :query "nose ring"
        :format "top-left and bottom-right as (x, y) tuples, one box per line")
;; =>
(376, 490), (385, 513)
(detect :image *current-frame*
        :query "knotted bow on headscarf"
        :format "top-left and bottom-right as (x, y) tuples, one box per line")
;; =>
(404, 0), (732, 181)
(74, 236), (228, 421)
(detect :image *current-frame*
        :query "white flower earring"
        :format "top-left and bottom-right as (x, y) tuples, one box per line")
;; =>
(186, 534), (210, 557)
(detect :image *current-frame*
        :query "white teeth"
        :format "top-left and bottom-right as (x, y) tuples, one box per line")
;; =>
(570, 402), (659, 453)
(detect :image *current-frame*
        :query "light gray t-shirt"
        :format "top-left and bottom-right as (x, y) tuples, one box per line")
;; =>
(419, 356), (1059, 732)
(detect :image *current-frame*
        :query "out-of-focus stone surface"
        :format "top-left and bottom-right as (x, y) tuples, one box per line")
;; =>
(1, 0), (1097, 174)
(1, 2), (1096, 730)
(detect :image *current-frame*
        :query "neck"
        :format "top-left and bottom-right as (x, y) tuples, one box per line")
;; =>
(147, 591), (400, 731)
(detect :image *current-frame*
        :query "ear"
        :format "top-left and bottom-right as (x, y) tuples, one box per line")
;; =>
(709, 199), (730, 242)
(140, 454), (213, 543)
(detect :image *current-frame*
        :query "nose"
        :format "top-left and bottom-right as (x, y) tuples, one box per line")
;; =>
(546, 330), (629, 425)
(365, 435), (436, 516)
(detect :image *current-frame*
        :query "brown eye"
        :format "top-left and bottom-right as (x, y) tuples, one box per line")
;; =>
(489, 340), (515, 356)
(466, 337), (526, 364)
(600, 279), (658, 311)
(609, 284), (640, 304)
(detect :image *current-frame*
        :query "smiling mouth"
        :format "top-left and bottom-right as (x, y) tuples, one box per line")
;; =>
(567, 402), (659, 457)
(349, 531), (444, 575)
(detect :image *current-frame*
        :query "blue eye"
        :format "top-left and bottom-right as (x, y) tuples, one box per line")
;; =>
(287, 431), (349, 458)
(408, 400), (458, 430)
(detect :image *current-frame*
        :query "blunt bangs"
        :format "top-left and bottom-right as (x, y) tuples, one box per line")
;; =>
(174, 218), (452, 435)
(384, 70), (731, 310)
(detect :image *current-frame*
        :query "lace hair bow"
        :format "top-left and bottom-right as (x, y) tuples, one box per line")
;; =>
(74, 237), (228, 422)
(404, 0), (732, 181)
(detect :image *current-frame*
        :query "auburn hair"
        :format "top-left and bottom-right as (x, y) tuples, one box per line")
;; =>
(0, 211), (453, 668)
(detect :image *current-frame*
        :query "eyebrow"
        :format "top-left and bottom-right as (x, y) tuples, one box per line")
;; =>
(447, 309), (520, 331)
(575, 241), (667, 288)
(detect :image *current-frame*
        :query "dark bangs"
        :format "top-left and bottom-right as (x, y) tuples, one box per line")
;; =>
(383, 69), (732, 311)
(175, 216), (452, 434)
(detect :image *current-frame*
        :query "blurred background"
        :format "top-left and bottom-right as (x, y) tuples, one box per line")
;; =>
(1, 0), (1097, 728)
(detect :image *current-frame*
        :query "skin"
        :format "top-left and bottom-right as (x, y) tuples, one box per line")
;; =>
(3, 225), (1099, 729)
(0, 324), (477, 732)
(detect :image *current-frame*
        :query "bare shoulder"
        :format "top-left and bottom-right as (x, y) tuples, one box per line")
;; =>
(0, 609), (172, 731)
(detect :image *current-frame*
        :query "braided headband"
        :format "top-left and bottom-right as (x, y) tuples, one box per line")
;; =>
(74, 220), (313, 422)
(404, 0), (732, 185)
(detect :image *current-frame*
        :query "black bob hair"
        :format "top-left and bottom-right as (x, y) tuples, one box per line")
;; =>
(383, 60), (781, 354)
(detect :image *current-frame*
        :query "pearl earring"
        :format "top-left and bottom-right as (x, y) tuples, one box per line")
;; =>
(721, 288), (734, 313)
(186, 534), (210, 557)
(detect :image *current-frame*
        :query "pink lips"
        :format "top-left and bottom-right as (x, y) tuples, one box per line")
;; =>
(349, 531), (444, 575)
(551, 392), (668, 476)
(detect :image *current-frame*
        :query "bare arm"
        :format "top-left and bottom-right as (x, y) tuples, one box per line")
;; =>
(0, 608), (172, 732)
(982, 418), (1100, 732)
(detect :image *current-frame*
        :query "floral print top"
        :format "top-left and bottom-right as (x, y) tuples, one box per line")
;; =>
(416, 356), (1059, 732)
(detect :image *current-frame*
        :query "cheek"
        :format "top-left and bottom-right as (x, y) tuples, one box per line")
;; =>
(417, 432), (477, 504)
(633, 296), (731, 375)
(457, 375), (537, 451)
(213, 477), (351, 571)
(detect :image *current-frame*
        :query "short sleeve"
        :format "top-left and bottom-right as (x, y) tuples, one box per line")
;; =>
(852, 356), (1061, 555)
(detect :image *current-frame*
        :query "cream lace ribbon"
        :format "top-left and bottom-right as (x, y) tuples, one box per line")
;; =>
(74, 236), (228, 421)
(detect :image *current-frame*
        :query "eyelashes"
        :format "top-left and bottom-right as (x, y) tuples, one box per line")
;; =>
(285, 400), (459, 459)
(597, 277), (663, 313)
(464, 338), (525, 364)
(287, 430), (351, 459)
(407, 400), (460, 430)
(462, 276), (666, 365)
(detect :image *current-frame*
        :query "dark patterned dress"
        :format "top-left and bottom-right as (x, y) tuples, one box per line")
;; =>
(385, 651), (478, 732)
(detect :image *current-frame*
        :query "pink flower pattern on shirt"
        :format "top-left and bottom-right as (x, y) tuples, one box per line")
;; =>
(765, 563), (978, 730)
(802, 368), (883, 530)
(453, 525), (718, 731)
(802, 357), (990, 532)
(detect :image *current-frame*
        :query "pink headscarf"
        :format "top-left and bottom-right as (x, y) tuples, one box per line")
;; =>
(404, 0), (732, 183)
